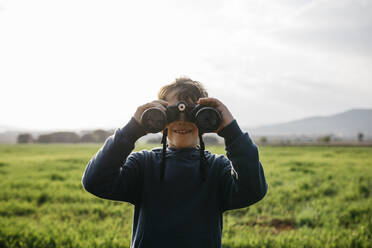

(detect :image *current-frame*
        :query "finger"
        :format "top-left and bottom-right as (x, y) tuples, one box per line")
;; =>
(138, 103), (160, 112)
(152, 100), (168, 105)
(148, 102), (167, 112)
(138, 103), (151, 111)
(197, 97), (221, 107)
(197, 97), (220, 103)
(152, 101), (168, 110)
(155, 99), (169, 106)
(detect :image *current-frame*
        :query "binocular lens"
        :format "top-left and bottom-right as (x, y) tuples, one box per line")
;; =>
(195, 107), (221, 133)
(141, 108), (167, 133)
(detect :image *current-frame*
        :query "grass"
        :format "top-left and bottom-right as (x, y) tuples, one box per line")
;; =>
(0, 144), (371, 247)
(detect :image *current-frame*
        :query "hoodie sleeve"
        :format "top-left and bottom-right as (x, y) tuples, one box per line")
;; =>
(81, 117), (147, 205)
(217, 120), (268, 212)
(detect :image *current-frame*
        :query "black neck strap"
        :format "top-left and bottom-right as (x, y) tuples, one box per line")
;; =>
(160, 129), (168, 181)
(199, 131), (206, 182)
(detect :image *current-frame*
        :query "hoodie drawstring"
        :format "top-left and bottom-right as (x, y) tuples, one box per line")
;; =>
(160, 128), (168, 181)
(199, 132), (206, 182)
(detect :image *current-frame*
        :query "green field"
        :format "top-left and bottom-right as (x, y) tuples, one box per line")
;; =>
(0, 144), (371, 248)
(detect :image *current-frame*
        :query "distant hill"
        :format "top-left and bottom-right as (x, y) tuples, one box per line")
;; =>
(250, 109), (372, 137)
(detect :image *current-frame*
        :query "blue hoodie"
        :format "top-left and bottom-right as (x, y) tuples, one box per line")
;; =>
(82, 118), (268, 248)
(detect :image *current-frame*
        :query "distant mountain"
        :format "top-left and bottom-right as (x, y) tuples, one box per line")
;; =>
(250, 109), (372, 137)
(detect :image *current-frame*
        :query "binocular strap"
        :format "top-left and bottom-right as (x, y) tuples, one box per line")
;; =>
(198, 133), (207, 182)
(160, 129), (168, 181)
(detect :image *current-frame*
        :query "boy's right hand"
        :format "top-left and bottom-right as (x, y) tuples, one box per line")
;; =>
(133, 100), (168, 128)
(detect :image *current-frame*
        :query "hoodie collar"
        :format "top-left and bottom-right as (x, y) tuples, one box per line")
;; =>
(166, 146), (201, 159)
(167, 146), (199, 152)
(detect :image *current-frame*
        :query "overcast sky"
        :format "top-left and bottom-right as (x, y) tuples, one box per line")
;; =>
(1, 0), (371, 131)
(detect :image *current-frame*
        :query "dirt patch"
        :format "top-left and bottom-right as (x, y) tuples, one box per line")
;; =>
(250, 217), (295, 233)
(270, 218), (295, 231)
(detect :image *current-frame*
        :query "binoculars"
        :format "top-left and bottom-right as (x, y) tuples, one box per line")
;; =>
(140, 101), (222, 134)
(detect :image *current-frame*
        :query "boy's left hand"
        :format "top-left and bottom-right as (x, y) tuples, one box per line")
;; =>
(197, 97), (234, 133)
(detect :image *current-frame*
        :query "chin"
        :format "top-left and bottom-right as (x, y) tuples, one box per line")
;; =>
(168, 134), (198, 148)
(169, 138), (197, 148)
(167, 122), (198, 148)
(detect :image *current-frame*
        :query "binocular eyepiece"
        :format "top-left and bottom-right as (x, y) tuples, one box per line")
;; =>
(140, 101), (222, 134)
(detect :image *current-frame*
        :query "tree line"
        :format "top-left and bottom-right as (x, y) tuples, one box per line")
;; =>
(17, 130), (113, 144)
(17, 130), (223, 145)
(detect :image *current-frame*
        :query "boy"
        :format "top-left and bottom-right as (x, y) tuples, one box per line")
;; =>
(82, 77), (268, 248)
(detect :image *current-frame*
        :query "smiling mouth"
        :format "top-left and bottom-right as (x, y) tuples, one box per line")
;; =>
(173, 129), (192, 134)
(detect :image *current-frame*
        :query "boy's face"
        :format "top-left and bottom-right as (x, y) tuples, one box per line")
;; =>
(164, 90), (199, 149)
